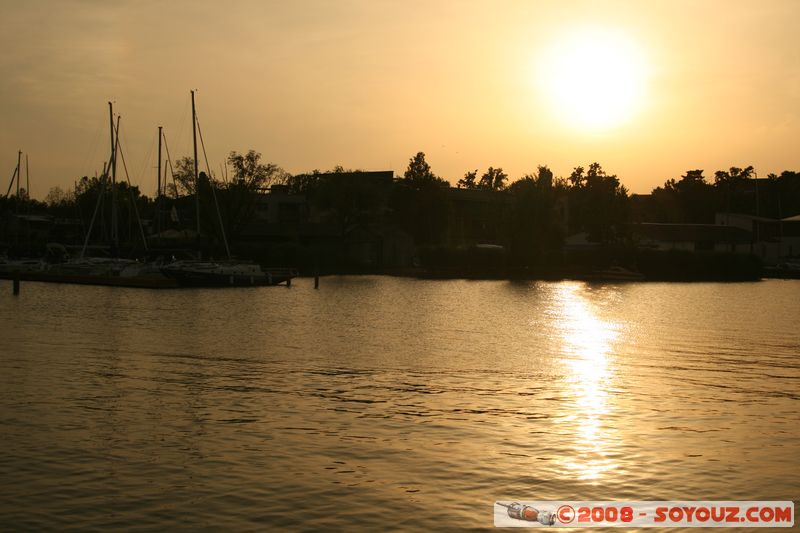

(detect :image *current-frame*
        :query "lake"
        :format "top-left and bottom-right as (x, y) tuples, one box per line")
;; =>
(1, 277), (798, 531)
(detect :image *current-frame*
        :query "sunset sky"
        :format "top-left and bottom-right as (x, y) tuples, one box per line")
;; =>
(1, 0), (798, 198)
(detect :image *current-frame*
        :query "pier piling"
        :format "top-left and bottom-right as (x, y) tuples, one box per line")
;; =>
(13, 276), (20, 295)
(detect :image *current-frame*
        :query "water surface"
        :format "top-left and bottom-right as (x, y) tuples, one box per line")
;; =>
(1, 277), (798, 530)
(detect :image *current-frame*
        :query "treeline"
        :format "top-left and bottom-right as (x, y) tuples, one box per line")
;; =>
(640, 167), (800, 223)
(3, 150), (799, 265)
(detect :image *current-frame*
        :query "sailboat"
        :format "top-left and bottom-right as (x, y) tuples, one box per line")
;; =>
(158, 91), (296, 287)
(160, 259), (295, 286)
(0, 151), (48, 273)
(44, 103), (177, 287)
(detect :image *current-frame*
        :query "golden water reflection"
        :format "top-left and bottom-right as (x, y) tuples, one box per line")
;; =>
(552, 283), (620, 482)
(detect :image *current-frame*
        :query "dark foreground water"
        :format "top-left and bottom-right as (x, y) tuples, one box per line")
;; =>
(0, 277), (798, 531)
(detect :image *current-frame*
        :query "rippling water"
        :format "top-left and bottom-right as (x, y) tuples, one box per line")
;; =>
(1, 277), (798, 531)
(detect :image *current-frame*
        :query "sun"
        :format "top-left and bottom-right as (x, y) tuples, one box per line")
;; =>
(537, 28), (648, 131)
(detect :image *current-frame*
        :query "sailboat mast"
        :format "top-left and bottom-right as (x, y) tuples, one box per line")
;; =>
(16, 150), (21, 199)
(81, 161), (109, 259)
(25, 154), (29, 199)
(154, 126), (163, 235)
(5, 164), (18, 199)
(191, 90), (200, 234)
(109, 102), (119, 253)
(157, 126), (163, 197)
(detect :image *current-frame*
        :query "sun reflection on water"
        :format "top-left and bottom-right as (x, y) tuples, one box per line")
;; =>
(552, 283), (620, 482)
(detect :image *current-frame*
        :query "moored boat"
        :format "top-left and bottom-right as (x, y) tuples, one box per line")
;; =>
(160, 260), (295, 286)
(763, 261), (800, 279)
(577, 265), (646, 281)
(0, 257), (47, 274)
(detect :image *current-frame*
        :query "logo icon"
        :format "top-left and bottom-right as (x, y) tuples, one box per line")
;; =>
(497, 502), (556, 525)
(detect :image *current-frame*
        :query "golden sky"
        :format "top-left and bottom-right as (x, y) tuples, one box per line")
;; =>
(1, 0), (798, 198)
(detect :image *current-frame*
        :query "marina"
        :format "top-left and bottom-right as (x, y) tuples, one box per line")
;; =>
(0, 253), (297, 289)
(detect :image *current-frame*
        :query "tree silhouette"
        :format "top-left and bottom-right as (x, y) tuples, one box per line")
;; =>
(569, 166), (585, 188)
(506, 165), (565, 264)
(648, 166), (779, 223)
(714, 165), (756, 214)
(714, 165), (754, 185)
(478, 167), (508, 190)
(458, 169), (478, 189)
(228, 150), (285, 190)
(402, 152), (447, 188)
(221, 151), (288, 239)
(67, 174), (150, 247)
(45, 186), (73, 207)
(534, 165), (554, 188)
(393, 152), (448, 244)
(566, 162), (629, 242)
(168, 157), (198, 196)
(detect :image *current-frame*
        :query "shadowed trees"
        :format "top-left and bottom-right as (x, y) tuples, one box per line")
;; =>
(714, 165), (754, 186)
(168, 150), (287, 197)
(457, 167), (508, 190)
(648, 165), (800, 223)
(765, 171), (800, 218)
(650, 169), (715, 223)
(714, 165), (755, 214)
(402, 152), (447, 187)
(449, 161), (628, 264)
(506, 165), (566, 264)
(166, 157), (198, 197)
(228, 150), (286, 190)
(44, 186), (73, 209)
(222, 150), (288, 238)
(162, 150), (286, 240)
(53, 174), (151, 246)
(392, 152), (449, 245)
(457, 170), (478, 189)
(566, 162), (630, 242)
(478, 167), (508, 190)
(0, 190), (47, 217)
